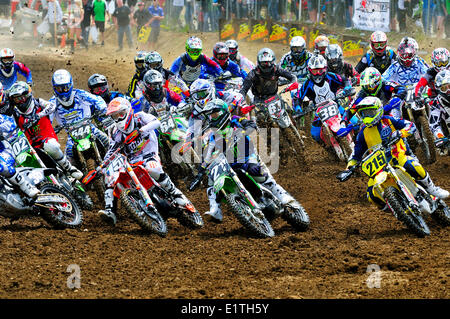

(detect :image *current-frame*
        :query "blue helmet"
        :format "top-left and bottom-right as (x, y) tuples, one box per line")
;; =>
(190, 78), (215, 115)
(52, 69), (74, 107)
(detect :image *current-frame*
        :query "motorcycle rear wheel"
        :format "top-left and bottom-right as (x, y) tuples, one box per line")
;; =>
(226, 193), (275, 238)
(431, 200), (450, 226)
(384, 186), (430, 237)
(416, 116), (437, 164)
(38, 182), (83, 229)
(86, 158), (105, 203)
(177, 206), (204, 229)
(121, 189), (167, 237)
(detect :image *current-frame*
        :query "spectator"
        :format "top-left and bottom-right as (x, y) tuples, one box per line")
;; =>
(93, 0), (108, 46)
(422, 0), (434, 35)
(113, 0), (133, 52)
(81, 0), (93, 48)
(0, 0), (10, 18)
(307, 0), (317, 23)
(172, 0), (184, 27)
(45, 0), (63, 41)
(446, 0), (450, 38)
(147, 0), (164, 51)
(67, 0), (86, 51)
(434, 0), (446, 38)
(133, 1), (151, 33)
(185, 0), (193, 31)
(397, 0), (407, 33)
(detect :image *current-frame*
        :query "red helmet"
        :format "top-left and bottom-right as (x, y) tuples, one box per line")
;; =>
(397, 37), (416, 67)
(370, 31), (387, 56)
(314, 35), (329, 55)
(213, 42), (229, 67)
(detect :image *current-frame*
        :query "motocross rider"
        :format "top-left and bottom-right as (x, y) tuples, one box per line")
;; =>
(170, 36), (224, 87)
(99, 97), (191, 225)
(0, 48), (33, 90)
(191, 99), (297, 222)
(325, 44), (360, 86)
(313, 35), (329, 56)
(339, 96), (449, 208)
(9, 81), (83, 180)
(49, 69), (110, 165)
(127, 51), (148, 99)
(225, 39), (255, 73)
(0, 114), (40, 198)
(429, 70), (450, 155)
(144, 51), (191, 100)
(382, 37), (429, 87)
(133, 69), (187, 116)
(239, 48), (297, 108)
(279, 36), (312, 82)
(88, 73), (125, 104)
(355, 31), (397, 74)
(414, 48), (449, 103)
(294, 54), (351, 146)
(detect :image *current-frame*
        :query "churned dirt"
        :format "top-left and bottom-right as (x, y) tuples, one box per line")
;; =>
(0, 30), (449, 299)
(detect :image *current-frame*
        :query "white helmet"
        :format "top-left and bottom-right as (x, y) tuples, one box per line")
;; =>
(290, 36), (306, 60)
(190, 78), (215, 115)
(106, 97), (135, 134)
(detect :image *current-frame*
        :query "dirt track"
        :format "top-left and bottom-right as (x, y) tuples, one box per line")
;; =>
(0, 31), (449, 299)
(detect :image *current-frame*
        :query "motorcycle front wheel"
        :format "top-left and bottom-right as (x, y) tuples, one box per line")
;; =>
(384, 186), (430, 237)
(416, 116), (437, 164)
(226, 193), (275, 238)
(121, 189), (167, 237)
(282, 203), (310, 231)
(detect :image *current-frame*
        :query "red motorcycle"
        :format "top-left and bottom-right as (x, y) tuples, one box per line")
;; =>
(315, 98), (355, 162)
(83, 130), (203, 237)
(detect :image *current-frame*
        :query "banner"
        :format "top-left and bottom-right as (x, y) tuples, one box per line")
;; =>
(352, 0), (390, 32)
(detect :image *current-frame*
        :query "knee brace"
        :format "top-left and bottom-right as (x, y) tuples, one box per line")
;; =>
(43, 138), (64, 161)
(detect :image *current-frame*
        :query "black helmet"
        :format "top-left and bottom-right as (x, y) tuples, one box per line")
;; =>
(143, 69), (164, 102)
(257, 48), (276, 74)
(202, 99), (231, 131)
(134, 51), (147, 73)
(87, 73), (111, 102)
(144, 51), (164, 74)
(9, 81), (34, 115)
(0, 82), (12, 116)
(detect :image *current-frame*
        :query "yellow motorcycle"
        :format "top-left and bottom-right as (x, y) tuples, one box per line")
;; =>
(337, 137), (450, 237)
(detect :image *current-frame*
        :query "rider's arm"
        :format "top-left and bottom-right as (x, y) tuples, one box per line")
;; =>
(36, 98), (56, 118)
(127, 74), (139, 98)
(347, 129), (368, 168)
(201, 55), (223, 77)
(390, 117), (416, 137)
(276, 67), (297, 84)
(166, 70), (190, 94)
(429, 101), (446, 139)
(137, 112), (161, 136)
(15, 62), (33, 85)
(355, 55), (368, 74)
(170, 56), (184, 76)
(240, 55), (255, 71)
(239, 69), (255, 97)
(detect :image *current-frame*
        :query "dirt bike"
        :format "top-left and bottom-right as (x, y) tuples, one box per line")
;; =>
(7, 127), (93, 211)
(55, 116), (107, 203)
(401, 85), (436, 164)
(315, 98), (355, 162)
(83, 130), (203, 236)
(337, 137), (450, 237)
(190, 150), (275, 238)
(242, 84), (306, 165)
(0, 167), (83, 229)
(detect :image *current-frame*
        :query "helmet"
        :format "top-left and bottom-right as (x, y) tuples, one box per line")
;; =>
(52, 69), (74, 108)
(370, 31), (387, 56)
(324, 44), (343, 72)
(213, 42), (229, 67)
(134, 51), (147, 73)
(435, 69), (450, 104)
(307, 54), (327, 84)
(356, 96), (383, 128)
(290, 36), (307, 61)
(0, 48), (14, 72)
(314, 35), (329, 55)
(202, 98), (231, 131)
(256, 48), (276, 74)
(397, 37), (416, 67)
(431, 48), (450, 72)
(190, 78), (215, 114)
(106, 97), (135, 134)
(186, 36), (202, 62)
(144, 51), (164, 73)
(9, 81), (34, 115)
(360, 67), (382, 96)
(87, 73), (110, 102)
(225, 39), (238, 61)
(142, 69), (164, 102)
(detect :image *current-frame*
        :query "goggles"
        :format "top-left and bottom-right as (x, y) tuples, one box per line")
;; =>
(372, 42), (386, 50)
(111, 109), (128, 121)
(135, 62), (144, 69)
(291, 47), (304, 54)
(12, 95), (28, 105)
(434, 60), (449, 68)
(358, 108), (378, 118)
(1, 57), (14, 64)
(216, 53), (228, 61)
(92, 85), (108, 95)
(438, 83), (450, 94)
(148, 62), (160, 69)
(309, 68), (326, 76)
(55, 85), (71, 93)
(193, 90), (209, 100)
(147, 82), (161, 90)
(187, 48), (201, 57)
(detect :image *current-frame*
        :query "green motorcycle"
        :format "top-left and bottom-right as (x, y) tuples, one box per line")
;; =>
(8, 127), (93, 210)
(55, 116), (108, 202)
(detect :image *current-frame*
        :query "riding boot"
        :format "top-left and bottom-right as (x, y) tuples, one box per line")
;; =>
(261, 175), (294, 205)
(98, 188), (117, 226)
(158, 174), (188, 206)
(204, 186), (223, 222)
(417, 173), (449, 199)
(56, 155), (83, 180)
(8, 171), (40, 198)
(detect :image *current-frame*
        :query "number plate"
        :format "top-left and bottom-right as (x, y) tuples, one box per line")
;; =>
(11, 134), (30, 158)
(317, 102), (339, 122)
(267, 99), (282, 118)
(69, 124), (91, 140)
(208, 155), (229, 181)
(105, 154), (126, 177)
(159, 114), (176, 134)
(361, 150), (387, 177)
